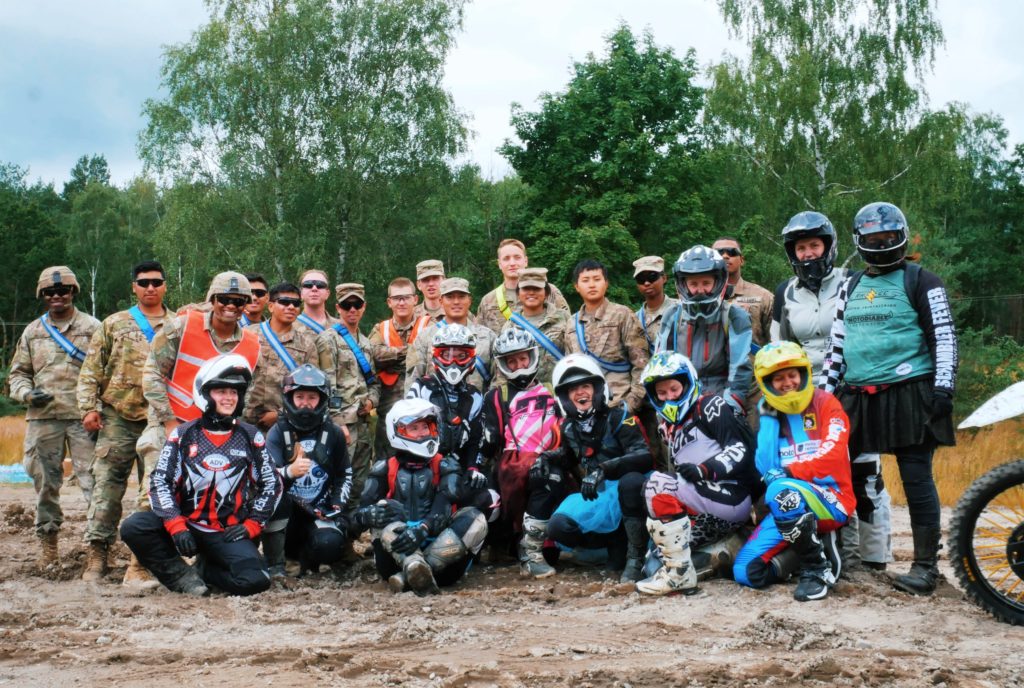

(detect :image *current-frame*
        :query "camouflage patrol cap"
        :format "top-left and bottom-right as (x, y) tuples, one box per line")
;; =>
(416, 259), (445, 280)
(632, 256), (665, 277)
(335, 282), (365, 303)
(440, 277), (471, 295)
(517, 267), (549, 289)
(36, 266), (80, 298)
(206, 271), (253, 301)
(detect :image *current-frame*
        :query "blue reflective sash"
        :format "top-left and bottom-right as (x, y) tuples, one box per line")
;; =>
(40, 314), (85, 363)
(437, 318), (491, 384)
(332, 324), (376, 384)
(510, 313), (563, 361)
(573, 312), (631, 373)
(127, 305), (157, 343)
(260, 321), (298, 371)
(239, 314), (251, 327)
(297, 313), (325, 333)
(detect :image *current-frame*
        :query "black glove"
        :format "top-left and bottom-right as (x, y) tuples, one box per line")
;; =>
(357, 501), (402, 529)
(223, 524), (250, 542)
(529, 455), (550, 481)
(391, 524), (428, 555)
(677, 462), (708, 483)
(26, 388), (54, 408)
(172, 530), (198, 557)
(467, 468), (488, 490)
(930, 390), (954, 423)
(580, 467), (605, 501)
(330, 510), (349, 533)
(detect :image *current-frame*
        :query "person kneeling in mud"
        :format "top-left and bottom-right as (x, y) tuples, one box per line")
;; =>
(636, 352), (759, 596)
(536, 354), (653, 582)
(352, 398), (487, 595)
(263, 364), (353, 576)
(733, 342), (853, 601)
(120, 354), (282, 596)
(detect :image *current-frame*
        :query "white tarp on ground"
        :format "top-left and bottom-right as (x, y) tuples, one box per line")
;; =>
(959, 381), (1024, 429)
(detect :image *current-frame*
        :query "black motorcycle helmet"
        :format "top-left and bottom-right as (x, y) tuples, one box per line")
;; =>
(782, 211), (838, 291)
(853, 202), (909, 268)
(281, 364), (331, 433)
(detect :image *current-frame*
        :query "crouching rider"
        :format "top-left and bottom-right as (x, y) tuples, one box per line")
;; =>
(352, 398), (487, 595)
(120, 354), (282, 596)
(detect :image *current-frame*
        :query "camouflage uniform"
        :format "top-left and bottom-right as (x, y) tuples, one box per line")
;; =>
(77, 307), (174, 544)
(244, 322), (323, 432)
(636, 296), (680, 355)
(507, 303), (568, 387)
(562, 300), (649, 413)
(295, 311), (340, 334)
(726, 277), (774, 348)
(368, 316), (424, 457)
(404, 320), (496, 394)
(476, 282), (571, 334)
(317, 325), (380, 504)
(413, 259), (447, 323)
(412, 301), (445, 323)
(8, 306), (99, 535)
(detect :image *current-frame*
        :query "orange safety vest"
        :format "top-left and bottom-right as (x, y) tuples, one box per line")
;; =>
(376, 315), (430, 387)
(165, 310), (261, 422)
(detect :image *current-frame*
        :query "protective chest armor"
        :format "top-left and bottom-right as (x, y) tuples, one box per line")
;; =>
(497, 384), (559, 453)
(393, 465), (439, 522)
(433, 388), (477, 456)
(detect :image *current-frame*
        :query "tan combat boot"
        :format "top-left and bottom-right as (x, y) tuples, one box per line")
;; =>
(122, 553), (160, 589)
(82, 541), (109, 582)
(37, 532), (59, 569)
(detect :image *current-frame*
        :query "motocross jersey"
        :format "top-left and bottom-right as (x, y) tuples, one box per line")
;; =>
(266, 419), (352, 516)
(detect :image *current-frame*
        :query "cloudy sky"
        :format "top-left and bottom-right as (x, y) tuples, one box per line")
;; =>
(2, 0), (1021, 187)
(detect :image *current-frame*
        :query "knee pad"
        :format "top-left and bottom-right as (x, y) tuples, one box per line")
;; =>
(425, 529), (470, 571)
(649, 493), (686, 520)
(449, 508), (488, 554)
(766, 483), (807, 520)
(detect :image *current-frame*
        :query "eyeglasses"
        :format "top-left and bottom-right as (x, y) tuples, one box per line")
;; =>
(301, 280), (328, 290)
(134, 278), (165, 288)
(634, 272), (662, 285)
(273, 297), (302, 308)
(388, 294), (415, 303)
(251, 289), (268, 298)
(41, 286), (73, 297)
(433, 347), (474, 366)
(338, 299), (365, 311)
(214, 295), (249, 308)
(717, 247), (742, 257)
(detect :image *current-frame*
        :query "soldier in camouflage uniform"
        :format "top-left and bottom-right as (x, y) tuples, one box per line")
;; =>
(369, 277), (431, 457)
(412, 259), (446, 323)
(562, 259), (649, 413)
(244, 282), (324, 432)
(77, 261), (175, 582)
(240, 273), (269, 327)
(475, 239), (571, 335)
(7, 266), (99, 567)
(317, 283), (380, 504)
(405, 278), (496, 394)
(296, 269), (339, 333)
(499, 267), (567, 386)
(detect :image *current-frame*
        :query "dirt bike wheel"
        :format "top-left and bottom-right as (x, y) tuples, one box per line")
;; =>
(949, 459), (1024, 625)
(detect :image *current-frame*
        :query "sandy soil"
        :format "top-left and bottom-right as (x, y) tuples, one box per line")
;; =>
(0, 483), (1021, 688)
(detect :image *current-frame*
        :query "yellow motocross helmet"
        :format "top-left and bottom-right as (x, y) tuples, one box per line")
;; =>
(754, 341), (814, 415)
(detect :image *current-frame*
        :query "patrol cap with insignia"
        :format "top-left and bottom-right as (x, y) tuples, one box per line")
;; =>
(440, 277), (471, 296)
(36, 266), (80, 298)
(416, 259), (445, 280)
(633, 256), (666, 277)
(517, 267), (549, 289)
(335, 282), (366, 303)
(206, 271), (253, 301)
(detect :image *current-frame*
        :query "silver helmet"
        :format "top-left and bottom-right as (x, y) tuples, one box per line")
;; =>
(431, 323), (477, 385)
(673, 245), (729, 320)
(492, 325), (540, 386)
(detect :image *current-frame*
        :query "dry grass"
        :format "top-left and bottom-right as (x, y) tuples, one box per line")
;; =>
(0, 415), (25, 465)
(884, 418), (1024, 507)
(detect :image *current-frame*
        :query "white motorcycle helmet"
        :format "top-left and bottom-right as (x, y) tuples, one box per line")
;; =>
(386, 397), (441, 459)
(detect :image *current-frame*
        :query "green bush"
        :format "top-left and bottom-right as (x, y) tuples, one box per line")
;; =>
(954, 327), (1024, 421)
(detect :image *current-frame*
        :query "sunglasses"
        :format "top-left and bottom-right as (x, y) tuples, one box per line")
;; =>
(634, 272), (662, 285)
(214, 295), (249, 308)
(717, 247), (742, 257)
(338, 299), (365, 311)
(134, 278), (165, 288)
(273, 296), (302, 308)
(301, 280), (328, 290)
(251, 288), (268, 298)
(41, 286), (73, 297)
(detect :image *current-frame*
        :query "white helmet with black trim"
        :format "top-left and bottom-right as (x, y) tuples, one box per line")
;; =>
(386, 398), (441, 459)
(431, 323), (477, 386)
(192, 353), (253, 430)
(493, 324), (540, 387)
(673, 245), (729, 320)
(551, 353), (609, 421)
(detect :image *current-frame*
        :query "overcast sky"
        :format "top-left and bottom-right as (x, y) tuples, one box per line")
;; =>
(2, 0), (1021, 187)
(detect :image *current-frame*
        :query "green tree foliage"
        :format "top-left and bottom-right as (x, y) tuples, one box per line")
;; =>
(140, 0), (469, 296)
(501, 25), (710, 305)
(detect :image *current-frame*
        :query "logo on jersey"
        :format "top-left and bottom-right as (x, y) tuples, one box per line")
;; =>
(188, 444), (198, 458)
(803, 413), (817, 431)
(201, 453), (231, 471)
(866, 289), (877, 303)
(703, 396), (724, 422)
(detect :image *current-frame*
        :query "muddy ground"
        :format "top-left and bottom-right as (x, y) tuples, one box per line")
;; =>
(0, 483), (1021, 688)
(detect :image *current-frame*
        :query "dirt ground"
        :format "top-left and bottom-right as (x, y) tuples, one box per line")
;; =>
(1, 483), (1021, 688)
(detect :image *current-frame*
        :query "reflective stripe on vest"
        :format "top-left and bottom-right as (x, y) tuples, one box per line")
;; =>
(166, 310), (261, 422)
(493, 286), (513, 321)
(377, 315), (430, 387)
